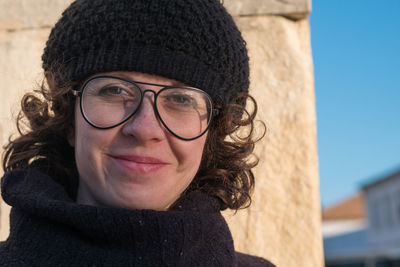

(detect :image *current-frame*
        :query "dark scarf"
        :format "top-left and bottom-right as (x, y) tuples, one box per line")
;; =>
(0, 168), (273, 267)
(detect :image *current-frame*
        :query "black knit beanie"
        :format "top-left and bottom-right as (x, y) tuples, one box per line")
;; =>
(42, 0), (249, 105)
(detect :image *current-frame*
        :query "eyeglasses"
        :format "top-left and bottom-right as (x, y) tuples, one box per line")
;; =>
(72, 75), (218, 140)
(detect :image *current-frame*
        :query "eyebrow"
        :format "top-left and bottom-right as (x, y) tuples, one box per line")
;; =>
(109, 72), (187, 87)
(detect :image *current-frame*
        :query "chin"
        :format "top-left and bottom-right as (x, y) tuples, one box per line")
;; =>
(110, 191), (173, 211)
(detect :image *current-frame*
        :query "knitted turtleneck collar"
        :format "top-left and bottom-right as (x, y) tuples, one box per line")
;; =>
(0, 168), (273, 266)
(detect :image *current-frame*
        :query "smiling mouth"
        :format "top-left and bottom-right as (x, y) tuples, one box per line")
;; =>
(109, 155), (168, 173)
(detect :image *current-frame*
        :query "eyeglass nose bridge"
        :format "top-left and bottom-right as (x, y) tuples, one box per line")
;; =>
(141, 88), (157, 99)
(136, 88), (159, 111)
(128, 88), (185, 140)
(129, 89), (161, 122)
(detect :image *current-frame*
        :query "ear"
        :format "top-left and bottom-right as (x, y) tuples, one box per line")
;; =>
(68, 127), (75, 147)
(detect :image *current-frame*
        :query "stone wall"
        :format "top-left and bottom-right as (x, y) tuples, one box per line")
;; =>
(0, 0), (322, 266)
(225, 14), (322, 266)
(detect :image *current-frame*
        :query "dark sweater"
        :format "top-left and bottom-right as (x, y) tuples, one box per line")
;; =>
(0, 168), (274, 266)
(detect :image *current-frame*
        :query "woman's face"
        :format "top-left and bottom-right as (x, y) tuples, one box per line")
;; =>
(70, 71), (208, 210)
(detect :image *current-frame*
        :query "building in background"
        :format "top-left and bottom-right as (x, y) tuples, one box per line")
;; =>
(364, 169), (400, 265)
(323, 169), (400, 267)
(323, 193), (369, 266)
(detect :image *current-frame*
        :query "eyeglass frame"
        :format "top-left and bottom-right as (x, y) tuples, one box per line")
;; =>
(71, 75), (219, 141)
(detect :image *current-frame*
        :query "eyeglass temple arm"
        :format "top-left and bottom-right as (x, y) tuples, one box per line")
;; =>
(71, 89), (82, 97)
(212, 108), (219, 117)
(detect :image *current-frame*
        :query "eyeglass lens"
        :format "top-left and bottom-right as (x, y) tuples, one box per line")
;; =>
(80, 77), (213, 139)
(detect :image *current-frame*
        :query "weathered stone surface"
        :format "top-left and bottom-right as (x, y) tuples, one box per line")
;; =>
(223, 0), (311, 19)
(0, 29), (50, 138)
(0, 196), (10, 241)
(0, 28), (50, 240)
(222, 16), (322, 267)
(0, 0), (311, 31)
(0, 0), (74, 30)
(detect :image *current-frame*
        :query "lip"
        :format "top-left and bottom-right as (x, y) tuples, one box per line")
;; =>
(109, 154), (168, 174)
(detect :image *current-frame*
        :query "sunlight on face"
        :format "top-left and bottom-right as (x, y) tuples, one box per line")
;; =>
(70, 71), (208, 210)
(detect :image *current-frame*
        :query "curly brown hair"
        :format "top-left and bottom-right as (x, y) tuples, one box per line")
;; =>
(2, 73), (265, 210)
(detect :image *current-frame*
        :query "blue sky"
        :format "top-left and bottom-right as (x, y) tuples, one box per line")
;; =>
(310, 0), (400, 208)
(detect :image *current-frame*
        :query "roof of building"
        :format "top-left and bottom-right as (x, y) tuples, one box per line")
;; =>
(322, 193), (365, 221)
(362, 168), (400, 191)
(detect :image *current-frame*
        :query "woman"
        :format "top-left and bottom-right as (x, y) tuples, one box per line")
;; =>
(0, 0), (273, 266)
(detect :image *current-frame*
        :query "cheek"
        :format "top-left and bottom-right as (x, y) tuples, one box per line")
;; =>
(73, 107), (113, 173)
(74, 111), (96, 174)
(75, 109), (94, 154)
(172, 134), (207, 175)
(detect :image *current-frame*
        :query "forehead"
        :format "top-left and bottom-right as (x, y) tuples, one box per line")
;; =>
(91, 71), (187, 87)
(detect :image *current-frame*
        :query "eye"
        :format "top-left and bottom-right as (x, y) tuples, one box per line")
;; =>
(98, 86), (129, 96)
(171, 95), (192, 104)
(164, 92), (197, 107)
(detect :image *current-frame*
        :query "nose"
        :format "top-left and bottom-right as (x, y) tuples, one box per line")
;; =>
(121, 91), (165, 142)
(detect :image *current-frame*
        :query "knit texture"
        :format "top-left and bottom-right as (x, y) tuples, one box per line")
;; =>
(0, 167), (274, 266)
(42, 0), (250, 106)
